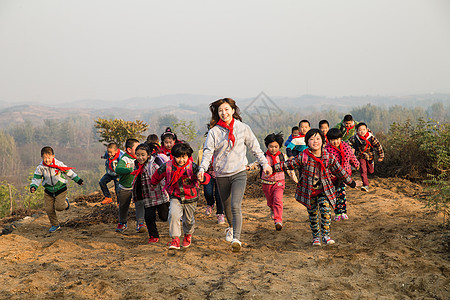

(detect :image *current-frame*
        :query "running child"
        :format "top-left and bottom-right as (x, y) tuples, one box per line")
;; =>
(115, 138), (146, 234)
(347, 122), (384, 192)
(273, 129), (361, 246)
(99, 142), (124, 204)
(325, 128), (360, 220)
(30, 146), (84, 233)
(319, 120), (330, 144)
(335, 114), (359, 142)
(132, 143), (170, 244)
(151, 142), (210, 250)
(159, 127), (178, 158)
(284, 126), (299, 148)
(249, 132), (298, 231)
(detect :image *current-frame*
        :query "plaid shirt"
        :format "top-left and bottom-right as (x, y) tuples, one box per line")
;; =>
(274, 149), (354, 208)
(347, 132), (384, 161)
(132, 154), (170, 208)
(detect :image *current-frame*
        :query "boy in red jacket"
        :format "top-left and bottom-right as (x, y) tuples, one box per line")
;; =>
(151, 142), (210, 250)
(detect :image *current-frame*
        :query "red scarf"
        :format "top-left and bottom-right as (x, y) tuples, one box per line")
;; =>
(324, 136), (329, 144)
(266, 150), (281, 177)
(126, 151), (137, 160)
(357, 132), (372, 152)
(217, 118), (235, 148)
(43, 158), (74, 173)
(345, 123), (355, 135)
(131, 162), (145, 177)
(306, 149), (326, 173)
(331, 143), (346, 162)
(108, 150), (121, 172)
(169, 162), (188, 187)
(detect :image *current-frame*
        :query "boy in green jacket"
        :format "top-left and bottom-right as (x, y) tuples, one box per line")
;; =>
(30, 146), (83, 233)
(115, 138), (146, 233)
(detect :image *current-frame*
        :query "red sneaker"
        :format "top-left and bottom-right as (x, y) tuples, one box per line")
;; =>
(182, 234), (192, 248)
(168, 237), (180, 250)
(148, 236), (159, 244)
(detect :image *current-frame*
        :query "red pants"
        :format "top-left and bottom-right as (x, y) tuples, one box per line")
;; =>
(262, 181), (285, 223)
(359, 158), (374, 186)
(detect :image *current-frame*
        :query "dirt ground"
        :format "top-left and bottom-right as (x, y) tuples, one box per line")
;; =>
(0, 174), (448, 300)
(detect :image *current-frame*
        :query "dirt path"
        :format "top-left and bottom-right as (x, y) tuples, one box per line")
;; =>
(0, 177), (448, 299)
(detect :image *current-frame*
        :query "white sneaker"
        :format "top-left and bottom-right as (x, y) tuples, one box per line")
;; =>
(231, 239), (242, 252)
(225, 227), (233, 242)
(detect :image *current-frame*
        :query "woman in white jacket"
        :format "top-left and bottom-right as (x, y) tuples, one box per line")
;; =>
(198, 98), (272, 252)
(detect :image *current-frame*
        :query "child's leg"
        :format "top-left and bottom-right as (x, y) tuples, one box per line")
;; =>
(54, 191), (68, 212)
(113, 176), (120, 199)
(44, 193), (58, 226)
(358, 158), (369, 186)
(117, 189), (132, 224)
(262, 183), (274, 213)
(306, 197), (320, 238)
(145, 206), (159, 238)
(182, 202), (197, 235)
(318, 195), (332, 237)
(272, 181), (285, 224)
(156, 202), (170, 222)
(168, 198), (183, 238)
(99, 174), (114, 198)
(367, 160), (375, 178)
(134, 200), (145, 226)
(203, 179), (216, 207)
(213, 180), (224, 215)
(334, 183), (346, 215)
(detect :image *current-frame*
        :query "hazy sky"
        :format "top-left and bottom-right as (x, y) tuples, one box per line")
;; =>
(0, 0), (449, 103)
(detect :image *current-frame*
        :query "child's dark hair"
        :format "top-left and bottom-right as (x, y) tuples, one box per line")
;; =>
(107, 142), (118, 149)
(319, 120), (329, 128)
(299, 120), (310, 127)
(146, 134), (159, 145)
(41, 146), (54, 156)
(264, 132), (284, 148)
(135, 143), (151, 155)
(161, 127), (177, 142)
(356, 122), (367, 130)
(171, 142), (193, 158)
(326, 128), (343, 140)
(291, 126), (299, 133)
(343, 114), (353, 122)
(125, 138), (140, 150)
(305, 129), (325, 145)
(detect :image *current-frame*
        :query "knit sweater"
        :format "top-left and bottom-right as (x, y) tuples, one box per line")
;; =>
(200, 119), (269, 177)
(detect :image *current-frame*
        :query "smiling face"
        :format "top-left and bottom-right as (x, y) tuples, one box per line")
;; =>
(357, 125), (368, 136)
(135, 148), (149, 165)
(344, 120), (354, 128)
(319, 123), (329, 136)
(218, 103), (235, 124)
(330, 138), (341, 148)
(163, 137), (175, 150)
(267, 141), (280, 155)
(107, 147), (118, 158)
(127, 142), (139, 157)
(174, 154), (189, 167)
(299, 122), (310, 135)
(307, 133), (323, 154)
(42, 153), (55, 165)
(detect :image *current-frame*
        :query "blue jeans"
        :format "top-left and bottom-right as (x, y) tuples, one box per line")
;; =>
(99, 173), (119, 198)
(203, 177), (223, 214)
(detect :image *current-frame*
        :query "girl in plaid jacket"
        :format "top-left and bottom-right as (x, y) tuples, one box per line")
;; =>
(273, 129), (361, 246)
(132, 143), (170, 244)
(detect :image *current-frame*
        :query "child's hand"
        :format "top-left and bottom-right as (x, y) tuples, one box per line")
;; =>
(354, 180), (363, 188)
(245, 165), (250, 171)
(30, 187), (36, 193)
(197, 170), (205, 182)
(263, 165), (272, 176)
(77, 179), (84, 186)
(378, 158), (383, 162)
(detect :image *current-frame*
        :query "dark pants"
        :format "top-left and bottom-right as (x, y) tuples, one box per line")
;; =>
(99, 173), (119, 198)
(145, 202), (169, 238)
(203, 177), (224, 214)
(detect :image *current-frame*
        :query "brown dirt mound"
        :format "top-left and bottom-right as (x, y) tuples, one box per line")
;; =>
(62, 205), (136, 228)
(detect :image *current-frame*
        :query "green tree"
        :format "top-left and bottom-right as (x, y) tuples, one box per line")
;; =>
(94, 118), (149, 148)
(172, 119), (197, 142)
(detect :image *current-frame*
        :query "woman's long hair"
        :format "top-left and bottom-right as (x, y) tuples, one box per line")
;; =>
(208, 98), (243, 128)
